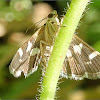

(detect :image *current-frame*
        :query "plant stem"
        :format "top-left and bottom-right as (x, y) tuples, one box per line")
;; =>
(40, 0), (90, 100)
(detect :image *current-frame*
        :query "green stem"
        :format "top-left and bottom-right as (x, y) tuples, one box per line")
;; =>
(40, 0), (90, 100)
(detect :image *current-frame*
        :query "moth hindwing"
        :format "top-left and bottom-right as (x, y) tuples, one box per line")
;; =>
(61, 34), (100, 80)
(9, 10), (100, 80)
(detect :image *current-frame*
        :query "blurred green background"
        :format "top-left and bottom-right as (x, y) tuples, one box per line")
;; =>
(0, 0), (100, 99)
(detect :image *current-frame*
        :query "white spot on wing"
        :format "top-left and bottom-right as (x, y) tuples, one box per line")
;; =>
(67, 49), (72, 57)
(12, 68), (15, 72)
(71, 73), (83, 80)
(18, 48), (23, 57)
(15, 70), (21, 77)
(73, 44), (82, 54)
(72, 73), (76, 78)
(89, 51), (98, 60)
(72, 74), (79, 80)
(26, 41), (32, 52)
(79, 43), (83, 48)
(84, 72), (88, 78)
(19, 59), (22, 62)
(85, 61), (92, 65)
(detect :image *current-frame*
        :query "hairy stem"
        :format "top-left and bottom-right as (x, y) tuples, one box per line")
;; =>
(40, 0), (90, 100)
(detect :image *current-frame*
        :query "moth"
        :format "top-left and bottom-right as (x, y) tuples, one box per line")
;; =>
(9, 10), (100, 80)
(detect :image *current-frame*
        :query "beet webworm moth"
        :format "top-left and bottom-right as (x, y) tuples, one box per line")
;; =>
(9, 10), (100, 80)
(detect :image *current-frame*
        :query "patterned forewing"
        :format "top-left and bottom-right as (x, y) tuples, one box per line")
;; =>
(9, 28), (42, 77)
(61, 34), (100, 80)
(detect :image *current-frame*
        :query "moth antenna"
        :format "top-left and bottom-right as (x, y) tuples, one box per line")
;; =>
(26, 16), (48, 33)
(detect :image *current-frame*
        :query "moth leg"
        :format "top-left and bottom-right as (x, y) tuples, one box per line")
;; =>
(40, 40), (51, 74)
(40, 40), (50, 56)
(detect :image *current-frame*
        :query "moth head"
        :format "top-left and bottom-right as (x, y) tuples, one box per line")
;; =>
(48, 10), (59, 24)
(48, 10), (57, 18)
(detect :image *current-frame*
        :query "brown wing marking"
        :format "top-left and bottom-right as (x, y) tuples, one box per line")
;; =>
(61, 34), (100, 80)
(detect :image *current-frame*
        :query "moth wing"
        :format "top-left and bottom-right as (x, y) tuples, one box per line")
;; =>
(61, 34), (100, 80)
(9, 28), (42, 78)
